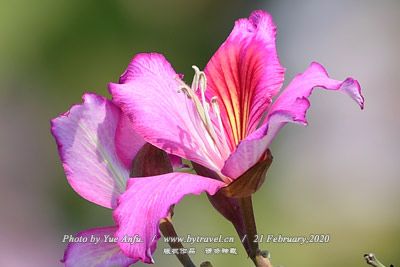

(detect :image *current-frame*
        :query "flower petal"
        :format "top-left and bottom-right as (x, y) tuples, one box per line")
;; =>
(222, 62), (364, 178)
(267, 62), (364, 122)
(115, 112), (146, 169)
(113, 173), (225, 263)
(109, 53), (225, 173)
(51, 93), (130, 208)
(61, 226), (135, 267)
(204, 10), (285, 148)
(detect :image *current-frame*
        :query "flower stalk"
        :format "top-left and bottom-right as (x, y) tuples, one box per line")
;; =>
(238, 196), (273, 267)
(159, 212), (196, 267)
(364, 253), (391, 267)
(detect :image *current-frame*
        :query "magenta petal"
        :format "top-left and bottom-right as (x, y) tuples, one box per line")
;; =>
(222, 62), (364, 178)
(113, 173), (225, 263)
(267, 62), (364, 121)
(110, 53), (224, 172)
(61, 226), (135, 267)
(204, 10), (285, 147)
(51, 94), (130, 208)
(221, 112), (295, 179)
(115, 112), (146, 169)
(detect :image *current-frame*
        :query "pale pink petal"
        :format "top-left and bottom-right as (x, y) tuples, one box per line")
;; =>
(204, 10), (285, 148)
(109, 53), (224, 173)
(115, 112), (146, 169)
(61, 226), (135, 267)
(222, 62), (364, 179)
(113, 173), (225, 263)
(51, 94), (130, 208)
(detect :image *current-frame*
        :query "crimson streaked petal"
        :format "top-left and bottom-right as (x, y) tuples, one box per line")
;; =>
(61, 226), (135, 267)
(113, 173), (225, 263)
(51, 94), (130, 208)
(222, 62), (364, 179)
(204, 10), (285, 147)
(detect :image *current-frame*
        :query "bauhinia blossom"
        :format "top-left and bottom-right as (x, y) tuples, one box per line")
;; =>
(109, 10), (364, 263)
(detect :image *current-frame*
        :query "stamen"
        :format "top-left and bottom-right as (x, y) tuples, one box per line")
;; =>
(199, 72), (207, 96)
(178, 86), (192, 99)
(191, 65), (201, 92)
(176, 66), (231, 160)
(211, 97), (223, 132)
(211, 96), (230, 153)
(197, 70), (215, 140)
(176, 77), (212, 137)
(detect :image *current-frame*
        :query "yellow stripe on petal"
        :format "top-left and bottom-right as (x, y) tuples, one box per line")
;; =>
(204, 10), (285, 148)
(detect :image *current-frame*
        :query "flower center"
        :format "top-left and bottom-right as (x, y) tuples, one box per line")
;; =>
(177, 66), (230, 160)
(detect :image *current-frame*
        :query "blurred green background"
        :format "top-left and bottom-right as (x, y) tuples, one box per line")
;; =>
(1, 0), (399, 266)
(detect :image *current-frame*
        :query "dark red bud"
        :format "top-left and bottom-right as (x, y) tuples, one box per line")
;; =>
(131, 143), (173, 177)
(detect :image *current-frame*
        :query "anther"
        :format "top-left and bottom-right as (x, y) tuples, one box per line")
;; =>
(210, 97), (220, 116)
(178, 86), (192, 99)
(191, 65), (201, 91)
(199, 72), (207, 94)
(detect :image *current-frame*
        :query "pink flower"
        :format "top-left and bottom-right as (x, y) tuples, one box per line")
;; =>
(52, 9), (364, 266)
(109, 10), (363, 262)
